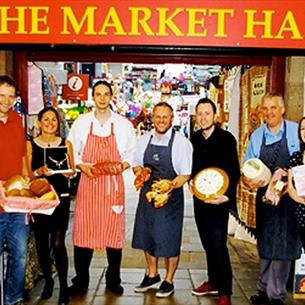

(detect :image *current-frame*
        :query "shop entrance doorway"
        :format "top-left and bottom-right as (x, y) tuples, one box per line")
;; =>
(14, 48), (285, 159)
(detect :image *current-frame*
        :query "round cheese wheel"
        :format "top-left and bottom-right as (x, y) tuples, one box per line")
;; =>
(242, 158), (271, 186)
(193, 167), (229, 201)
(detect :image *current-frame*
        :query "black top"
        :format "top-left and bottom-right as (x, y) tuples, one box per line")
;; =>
(289, 151), (305, 228)
(30, 138), (69, 195)
(191, 126), (241, 209)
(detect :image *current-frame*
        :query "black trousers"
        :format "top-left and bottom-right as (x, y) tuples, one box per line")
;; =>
(33, 196), (70, 291)
(72, 246), (122, 289)
(194, 199), (232, 296)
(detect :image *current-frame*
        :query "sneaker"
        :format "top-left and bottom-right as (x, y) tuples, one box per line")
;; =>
(192, 281), (219, 296)
(217, 295), (232, 305)
(155, 281), (174, 298)
(250, 291), (269, 304)
(134, 274), (161, 292)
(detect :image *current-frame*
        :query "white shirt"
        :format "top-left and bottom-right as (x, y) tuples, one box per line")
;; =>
(67, 111), (136, 166)
(133, 127), (193, 175)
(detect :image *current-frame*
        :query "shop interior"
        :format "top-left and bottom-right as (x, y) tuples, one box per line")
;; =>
(24, 61), (244, 141)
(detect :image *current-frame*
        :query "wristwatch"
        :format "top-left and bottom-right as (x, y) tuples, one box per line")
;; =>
(193, 167), (229, 201)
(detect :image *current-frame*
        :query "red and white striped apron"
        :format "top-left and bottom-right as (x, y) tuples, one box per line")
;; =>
(72, 122), (125, 250)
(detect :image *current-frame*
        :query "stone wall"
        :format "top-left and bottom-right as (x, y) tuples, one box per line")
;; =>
(285, 57), (305, 123)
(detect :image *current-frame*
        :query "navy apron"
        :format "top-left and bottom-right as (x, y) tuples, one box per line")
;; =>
(132, 130), (184, 257)
(256, 122), (301, 260)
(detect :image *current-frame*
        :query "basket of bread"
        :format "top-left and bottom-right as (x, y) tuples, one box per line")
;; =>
(0, 175), (59, 215)
(145, 179), (173, 208)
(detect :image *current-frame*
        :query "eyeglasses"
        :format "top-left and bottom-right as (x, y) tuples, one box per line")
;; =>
(0, 94), (17, 103)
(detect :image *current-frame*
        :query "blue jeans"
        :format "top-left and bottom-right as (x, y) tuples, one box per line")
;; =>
(0, 212), (30, 305)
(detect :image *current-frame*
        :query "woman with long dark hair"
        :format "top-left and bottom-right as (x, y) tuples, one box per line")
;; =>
(288, 116), (305, 249)
(26, 106), (75, 305)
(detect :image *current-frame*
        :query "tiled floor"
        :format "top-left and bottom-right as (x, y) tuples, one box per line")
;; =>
(24, 170), (305, 305)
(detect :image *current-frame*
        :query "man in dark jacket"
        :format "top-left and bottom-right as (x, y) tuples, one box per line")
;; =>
(190, 98), (240, 305)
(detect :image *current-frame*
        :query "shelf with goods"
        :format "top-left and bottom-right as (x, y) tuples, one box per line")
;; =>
(26, 61), (226, 138)
(123, 65), (158, 92)
(59, 102), (91, 127)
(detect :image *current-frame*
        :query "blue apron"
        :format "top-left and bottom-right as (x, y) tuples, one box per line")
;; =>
(256, 122), (301, 260)
(132, 130), (184, 257)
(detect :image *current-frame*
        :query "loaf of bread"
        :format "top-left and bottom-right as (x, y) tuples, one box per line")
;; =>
(145, 179), (173, 208)
(4, 175), (29, 192)
(30, 178), (51, 197)
(40, 190), (56, 200)
(6, 188), (21, 196)
(19, 189), (35, 197)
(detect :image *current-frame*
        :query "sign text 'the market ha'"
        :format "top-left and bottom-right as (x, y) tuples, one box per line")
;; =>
(0, 1), (305, 49)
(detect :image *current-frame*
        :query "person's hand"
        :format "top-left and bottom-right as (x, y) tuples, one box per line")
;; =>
(188, 179), (194, 195)
(78, 164), (95, 178)
(263, 188), (281, 206)
(32, 165), (52, 178)
(242, 175), (265, 190)
(204, 194), (229, 205)
(43, 167), (53, 176)
(263, 168), (288, 206)
(134, 167), (151, 190)
(63, 170), (77, 179)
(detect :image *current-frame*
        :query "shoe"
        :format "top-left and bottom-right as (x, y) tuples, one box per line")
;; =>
(68, 284), (88, 296)
(269, 299), (284, 305)
(192, 281), (219, 296)
(106, 284), (124, 295)
(58, 295), (70, 305)
(217, 295), (232, 305)
(155, 281), (174, 298)
(134, 274), (161, 292)
(41, 278), (54, 299)
(58, 288), (70, 305)
(250, 291), (269, 304)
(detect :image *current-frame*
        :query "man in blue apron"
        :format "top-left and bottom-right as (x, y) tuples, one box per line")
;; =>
(132, 102), (193, 298)
(243, 93), (301, 305)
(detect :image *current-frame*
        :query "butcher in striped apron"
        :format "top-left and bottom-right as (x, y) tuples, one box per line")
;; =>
(68, 80), (136, 296)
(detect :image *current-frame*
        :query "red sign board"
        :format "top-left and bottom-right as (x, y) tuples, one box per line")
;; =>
(62, 73), (89, 100)
(0, 1), (305, 49)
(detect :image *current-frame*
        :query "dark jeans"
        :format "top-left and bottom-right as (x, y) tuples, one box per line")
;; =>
(194, 199), (232, 296)
(72, 246), (122, 289)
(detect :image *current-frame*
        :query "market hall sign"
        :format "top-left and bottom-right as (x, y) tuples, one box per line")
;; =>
(0, 0), (305, 49)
